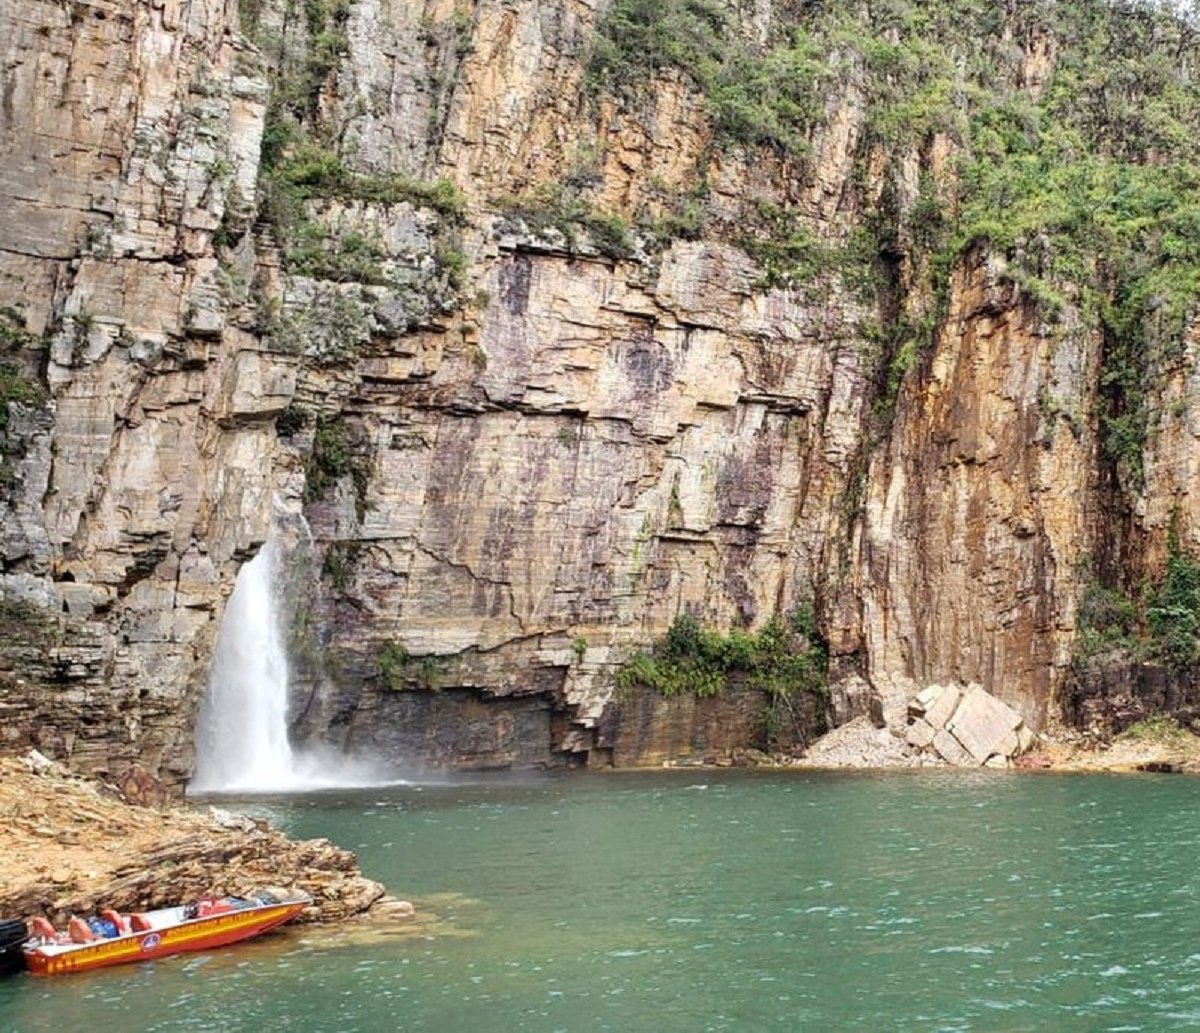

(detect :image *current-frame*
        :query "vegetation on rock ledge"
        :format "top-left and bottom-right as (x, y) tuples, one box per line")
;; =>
(1076, 534), (1200, 671)
(587, 0), (1200, 479)
(494, 184), (635, 262)
(378, 641), (446, 692)
(0, 309), (47, 490)
(233, 0), (467, 292)
(303, 416), (370, 519)
(1120, 714), (1191, 745)
(617, 609), (828, 700)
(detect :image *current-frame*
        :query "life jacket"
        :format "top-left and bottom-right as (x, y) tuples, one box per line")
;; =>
(28, 916), (58, 941)
(195, 898), (235, 919)
(86, 916), (118, 939)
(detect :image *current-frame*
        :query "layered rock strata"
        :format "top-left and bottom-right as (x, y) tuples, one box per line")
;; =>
(0, 0), (284, 784)
(0, 0), (1197, 782)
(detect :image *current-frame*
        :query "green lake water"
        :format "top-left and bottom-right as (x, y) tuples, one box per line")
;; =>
(4, 769), (1200, 1031)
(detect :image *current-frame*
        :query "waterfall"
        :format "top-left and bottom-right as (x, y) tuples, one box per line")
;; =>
(189, 536), (395, 794)
(190, 540), (297, 792)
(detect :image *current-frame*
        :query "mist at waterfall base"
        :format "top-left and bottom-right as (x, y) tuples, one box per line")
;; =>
(189, 541), (392, 795)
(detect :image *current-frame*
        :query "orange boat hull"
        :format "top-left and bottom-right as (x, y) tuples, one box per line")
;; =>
(24, 902), (307, 976)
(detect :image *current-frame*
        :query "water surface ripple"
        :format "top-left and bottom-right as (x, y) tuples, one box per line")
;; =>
(3, 770), (1199, 1031)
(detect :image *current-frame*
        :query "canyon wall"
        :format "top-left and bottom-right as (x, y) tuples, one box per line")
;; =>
(1, 0), (1197, 784)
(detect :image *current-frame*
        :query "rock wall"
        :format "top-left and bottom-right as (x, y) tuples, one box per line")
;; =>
(0, 0), (291, 784)
(1, 0), (1198, 783)
(861, 251), (1097, 728)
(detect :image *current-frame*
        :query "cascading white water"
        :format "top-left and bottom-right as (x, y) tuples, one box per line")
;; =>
(189, 534), (394, 795)
(190, 540), (297, 792)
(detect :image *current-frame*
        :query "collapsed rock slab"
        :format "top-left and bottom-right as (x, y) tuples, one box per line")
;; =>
(905, 717), (937, 749)
(947, 685), (1025, 764)
(932, 728), (977, 767)
(925, 685), (963, 731)
(905, 684), (1037, 767)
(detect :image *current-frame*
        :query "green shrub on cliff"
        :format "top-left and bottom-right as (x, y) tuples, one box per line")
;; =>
(322, 540), (362, 592)
(304, 417), (370, 518)
(495, 186), (635, 261)
(268, 135), (466, 221)
(1120, 714), (1191, 744)
(707, 37), (828, 155)
(586, 0), (728, 97)
(1076, 538), (1200, 671)
(241, 0), (467, 292)
(1147, 547), (1200, 668)
(0, 373), (39, 489)
(0, 364), (43, 433)
(258, 125), (466, 282)
(1075, 574), (1143, 661)
(377, 640), (445, 691)
(586, 0), (1200, 411)
(378, 640), (411, 690)
(586, 0), (828, 158)
(0, 313), (47, 489)
(261, 148), (465, 284)
(617, 609), (828, 699)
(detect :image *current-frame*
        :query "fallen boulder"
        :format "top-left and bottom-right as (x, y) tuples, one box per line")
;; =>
(905, 683), (1038, 767)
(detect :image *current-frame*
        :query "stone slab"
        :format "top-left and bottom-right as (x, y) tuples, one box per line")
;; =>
(932, 728), (977, 767)
(905, 717), (937, 749)
(946, 685), (1023, 764)
(1017, 725), (1038, 755)
(915, 684), (942, 709)
(924, 685), (962, 731)
(994, 729), (1021, 758)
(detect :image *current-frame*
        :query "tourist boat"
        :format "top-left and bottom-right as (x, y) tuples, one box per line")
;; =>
(22, 890), (312, 976)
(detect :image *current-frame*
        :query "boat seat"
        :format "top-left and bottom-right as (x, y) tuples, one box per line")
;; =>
(28, 916), (58, 941)
(196, 899), (235, 918)
(100, 908), (130, 935)
(129, 913), (153, 932)
(67, 916), (95, 943)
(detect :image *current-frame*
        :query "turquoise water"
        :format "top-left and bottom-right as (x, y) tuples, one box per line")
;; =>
(4, 770), (1200, 1031)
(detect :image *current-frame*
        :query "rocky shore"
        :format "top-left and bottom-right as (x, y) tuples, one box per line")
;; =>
(1028, 729), (1200, 774)
(0, 752), (410, 929)
(788, 714), (1200, 775)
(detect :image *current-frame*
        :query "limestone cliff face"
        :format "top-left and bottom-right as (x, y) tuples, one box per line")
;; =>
(1, 0), (1196, 783)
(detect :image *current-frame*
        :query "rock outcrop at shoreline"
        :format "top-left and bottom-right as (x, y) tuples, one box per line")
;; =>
(0, 753), (404, 928)
(793, 685), (1040, 769)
